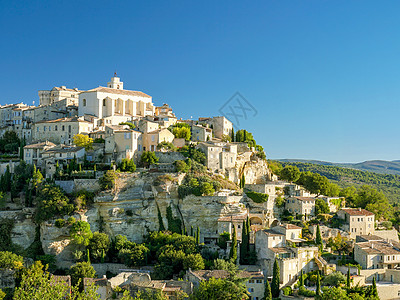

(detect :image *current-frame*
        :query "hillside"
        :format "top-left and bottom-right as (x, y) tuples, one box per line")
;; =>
(279, 159), (400, 176)
(276, 160), (400, 204)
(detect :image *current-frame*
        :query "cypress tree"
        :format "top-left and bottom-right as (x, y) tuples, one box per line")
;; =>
(372, 276), (378, 297)
(240, 220), (248, 264)
(190, 225), (194, 237)
(347, 266), (351, 289)
(87, 249), (91, 263)
(101, 249), (105, 263)
(316, 271), (321, 296)
(229, 226), (237, 263)
(271, 259), (280, 298)
(157, 205), (165, 231)
(196, 227), (200, 245)
(299, 269), (304, 287)
(4, 166), (11, 191)
(264, 278), (272, 300)
(231, 128), (235, 142)
(316, 224), (323, 252)
(243, 130), (247, 142)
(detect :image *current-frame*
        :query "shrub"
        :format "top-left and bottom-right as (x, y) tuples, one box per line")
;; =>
(67, 216), (76, 225)
(245, 191), (269, 203)
(117, 158), (136, 173)
(298, 286), (316, 297)
(55, 219), (66, 228)
(0, 251), (24, 269)
(217, 231), (231, 250)
(175, 160), (190, 173)
(69, 261), (96, 289)
(282, 286), (292, 296)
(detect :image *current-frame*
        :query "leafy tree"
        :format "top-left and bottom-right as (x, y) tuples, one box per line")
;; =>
(297, 172), (330, 196)
(356, 185), (390, 220)
(322, 271), (346, 286)
(218, 231), (230, 250)
(320, 286), (350, 300)
(211, 259), (237, 272)
(73, 134), (93, 150)
(175, 160), (190, 173)
(271, 259), (280, 298)
(157, 141), (177, 152)
(315, 198), (330, 215)
(88, 232), (110, 261)
(70, 221), (93, 247)
(340, 186), (358, 207)
(0, 131), (19, 153)
(32, 165), (44, 192)
(69, 261), (96, 290)
(264, 278), (272, 300)
(118, 243), (149, 267)
(327, 233), (351, 256)
(99, 170), (116, 190)
(229, 226), (237, 263)
(118, 158), (136, 172)
(14, 261), (99, 299)
(200, 182), (215, 196)
(191, 277), (248, 300)
(280, 165), (301, 182)
(316, 224), (323, 252)
(140, 151), (159, 167)
(172, 127), (191, 141)
(35, 185), (74, 223)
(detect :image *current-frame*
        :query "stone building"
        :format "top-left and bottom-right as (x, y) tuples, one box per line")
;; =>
(38, 86), (81, 106)
(355, 238), (400, 270)
(337, 208), (375, 239)
(104, 125), (142, 163)
(285, 196), (316, 219)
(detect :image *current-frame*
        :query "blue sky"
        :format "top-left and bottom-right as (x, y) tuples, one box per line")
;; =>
(1, 1), (399, 163)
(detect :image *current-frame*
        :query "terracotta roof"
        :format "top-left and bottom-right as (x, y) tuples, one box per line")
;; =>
(293, 197), (316, 202)
(357, 240), (400, 255)
(35, 117), (92, 124)
(24, 141), (56, 149)
(131, 281), (165, 290)
(43, 145), (84, 154)
(53, 87), (80, 92)
(261, 229), (285, 237)
(269, 247), (292, 254)
(84, 277), (108, 287)
(82, 86), (151, 98)
(281, 223), (302, 230)
(340, 208), (374, 216)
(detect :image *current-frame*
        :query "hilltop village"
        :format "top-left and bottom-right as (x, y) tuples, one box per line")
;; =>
(0, 76), (399, 300)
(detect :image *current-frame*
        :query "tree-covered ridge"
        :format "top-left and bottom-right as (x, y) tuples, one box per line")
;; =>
(276, 161), (400, 204)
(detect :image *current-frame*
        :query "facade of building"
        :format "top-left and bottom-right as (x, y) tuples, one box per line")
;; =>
(285, 197), (316, 219)
(104, 125), (142, 163)
(355, 238), (400, 270)
(32, 117), (93, 145)
(78, 76), (154, 124)
(38, 86), (81, 106)
(337, 208), (375, 239)
(197, 141), (237, 172)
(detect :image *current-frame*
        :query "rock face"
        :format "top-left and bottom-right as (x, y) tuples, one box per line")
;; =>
(1, 209), (36, 250)
(3, 158), (271, 267)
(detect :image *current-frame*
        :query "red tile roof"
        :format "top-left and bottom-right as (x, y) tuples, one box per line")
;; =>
(341, 208), (374, 216)
(82, 86), (151, 98)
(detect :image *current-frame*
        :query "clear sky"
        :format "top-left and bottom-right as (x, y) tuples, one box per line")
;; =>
(1, 1), (399, 163)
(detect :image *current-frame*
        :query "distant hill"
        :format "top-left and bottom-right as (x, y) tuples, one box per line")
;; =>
(276, 160), (400, 204)
(279, 159), (400, 176)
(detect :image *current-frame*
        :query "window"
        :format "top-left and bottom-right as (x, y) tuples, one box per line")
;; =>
(62, 125), (65, 131)
(103, 99), (106, 106)
(44, 126), (46, 131)
(124, 132), (131, 139)
(256, 279), (262, 283)
(83, 99), (87, 106)
(248, 288), (254, 293)
(248, 280), (255, 283)
(55, 125), (58, 131)
(151, 135), (155, 142)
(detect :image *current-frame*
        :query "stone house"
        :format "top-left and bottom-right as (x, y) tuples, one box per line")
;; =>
(337, 208), (375, 239)
(354, 238), (400, 270)
(196, 141), (237, 173)
(255, 226), (319, 286)
(285, 196), (316, 219)
(38, 86), (81, 106)
(23, 141), (57, 168)
(142, 128), (175, 152)
(32, 117), (93, 145)
(198, 116), (233, 139)
(104, 125), (142, 163)
(191, 124), (212, 142)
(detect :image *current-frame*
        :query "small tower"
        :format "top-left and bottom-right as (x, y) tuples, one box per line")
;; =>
(107, 72), (123, 90)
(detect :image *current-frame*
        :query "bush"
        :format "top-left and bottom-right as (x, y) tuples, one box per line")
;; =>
(69, 261), (96, 289)
(322, 271), (346, 286)
(245, 191), (269, 203)
(298, 286), (316, 297)
(282, 286), (292, 296)
(117, 158), (136, 173)
(55, 219), (66, 228)
(0, 251), (23, 269)
(67, 216), (76, 225)
(99, 170), (116, 190)
(217, 232), (231, 250)
(175, 160), (190, 173)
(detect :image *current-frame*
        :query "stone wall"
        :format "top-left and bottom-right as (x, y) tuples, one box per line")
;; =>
(92, 263), (129, 276)
(55, 179), (100, 194)
(155, 151), (186, 163)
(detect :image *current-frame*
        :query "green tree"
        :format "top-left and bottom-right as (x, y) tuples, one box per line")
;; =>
(371, 276), (378, 298)
(70, 221), (93, 247)
(99, 170), (116, 190)
(175, 160), (189, 173)
(35, 185), (74, 223)
(316, 271), (321, 296)
(172, 127), (191, 141)
(88, 232), (110, 261)
(316, 224), (323, 252)
(299, 269), (304, 287)
(32, 165), (44, 192)
(118, 158), (136, 172)
(347, 266), (351, 289)
(157, 204), (165, 231)
(315, 198), (330, 215)
(212, 259), (237, 272)
(280, 165), (301, 182)
(271, 259), (280, 298)
(322, 271), (346, 286)
(231, 128), (235, 142)
(229, 226), (237, 263)
(119, 122), (136, 130)
(69, 261), (96, 290)
(218, 231), (231, 250)
(73, 134), (93, 150)
(264, 278), (272, 300)
(320, 287), (350, 300)
(196, 227), (200, 245)
(140, 151), (159, 167)
(191, 277), (248, 300)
